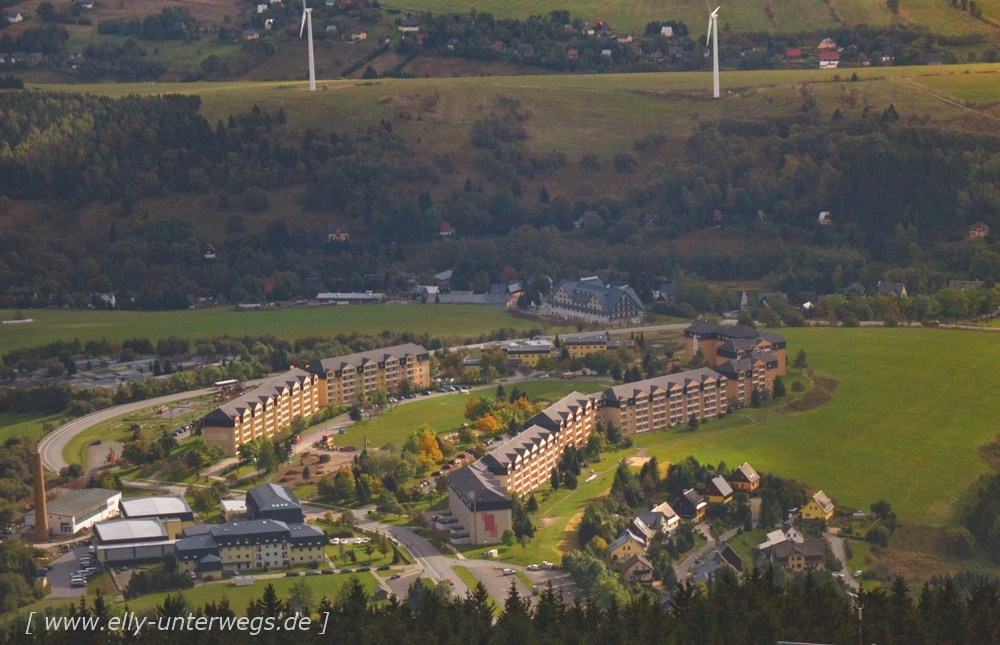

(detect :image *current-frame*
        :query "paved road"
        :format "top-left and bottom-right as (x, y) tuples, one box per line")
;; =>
(37, 386), (222, 472)
(47, 546), (92, 598)
(825, 531), (860, 591)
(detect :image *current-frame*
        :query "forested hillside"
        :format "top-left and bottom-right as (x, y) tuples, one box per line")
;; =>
(1, 81), (1000, 309)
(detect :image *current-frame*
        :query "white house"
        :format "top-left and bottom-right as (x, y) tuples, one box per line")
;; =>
(660, 25), (673, 37)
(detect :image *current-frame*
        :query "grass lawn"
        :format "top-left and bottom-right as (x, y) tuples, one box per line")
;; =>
(119, 572), (379, 614)
(348, 391), (477, 449)
(726, 527), (770, 569)
(502, 379), (610, 401)
(631, 327), (1000, 526)
(0, 306), (571, 357)
(0, 412), (66, 443)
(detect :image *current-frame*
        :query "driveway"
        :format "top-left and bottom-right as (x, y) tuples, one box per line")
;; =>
(675, 526), (739, 580)
(825, 532), (859, 590)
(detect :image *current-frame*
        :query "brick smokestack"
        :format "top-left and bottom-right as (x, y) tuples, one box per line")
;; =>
(33, 452), (48, 541)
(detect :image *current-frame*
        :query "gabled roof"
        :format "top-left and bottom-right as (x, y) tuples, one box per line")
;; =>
(874, 281), (906, 297)
(729, 462), (759, 484)
(715, 543), (744, 573)
(448, 462), (513, 511)
(704, 475), (733, 499)
(809, 490), (835, 513)
(608, 530), (645, 552)
(650, 501), (679, 521)
(772, 540), (827, 560)
(622, 553), (653, 571)
(206, 367), (316, 424)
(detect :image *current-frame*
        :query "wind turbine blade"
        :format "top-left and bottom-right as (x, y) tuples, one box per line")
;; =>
(713, 6), (721, 14)
(706, 18), (712, 46)
(300, 9), (307, 38)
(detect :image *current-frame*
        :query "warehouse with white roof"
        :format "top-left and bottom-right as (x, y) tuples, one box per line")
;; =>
(92, 517), (175, 564)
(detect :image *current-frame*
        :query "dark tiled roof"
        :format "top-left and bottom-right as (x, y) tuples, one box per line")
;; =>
(309, 343), (428, 375)
(550, 279), (645, 317)
(206, 367), (315, 424)
(246, 483), (300, 513)
(729, 462), (759, 484)
(772, 540), (827, 560)
(448, 462), (513, 511)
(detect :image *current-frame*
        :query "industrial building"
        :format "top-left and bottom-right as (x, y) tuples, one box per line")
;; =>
(92, 517), (175, 564)
(119, 495), (195, 538)
(25, 488), (121, 537)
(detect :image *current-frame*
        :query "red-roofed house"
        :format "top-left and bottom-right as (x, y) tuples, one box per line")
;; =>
(786, 48), (801, 59)
(819, 51), (840, 69)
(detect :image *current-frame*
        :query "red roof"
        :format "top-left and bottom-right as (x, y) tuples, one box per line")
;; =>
(440, 222), (452, 233)
(819, 51), (840, 60)
(785, 48), (801, 58)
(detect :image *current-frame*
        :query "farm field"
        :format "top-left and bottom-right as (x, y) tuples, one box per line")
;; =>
(383, 0), (996, 35)
(0, 306), (567, 356)
(910, 69), (1000, 103)
(30, 64), (1000, 164)
(630, 326), (1000, 526)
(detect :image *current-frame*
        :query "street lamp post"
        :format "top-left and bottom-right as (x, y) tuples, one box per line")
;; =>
(848, 592), (864, 645)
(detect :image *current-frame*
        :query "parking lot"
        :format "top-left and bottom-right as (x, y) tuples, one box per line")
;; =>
(48, 546), (95, 598)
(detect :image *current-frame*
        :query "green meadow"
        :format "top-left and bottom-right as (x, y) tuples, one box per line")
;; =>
(0, 412), (66, 443)
(631, 326), (1000, 526)
(382, 0), (996, 35)
(0, 306), (565, 356)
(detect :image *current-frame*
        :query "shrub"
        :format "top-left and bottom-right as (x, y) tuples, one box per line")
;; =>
(613, 152), (639, 173)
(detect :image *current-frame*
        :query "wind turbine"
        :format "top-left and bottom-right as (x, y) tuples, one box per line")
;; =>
(300, 0), (316, 91)
(706, 6), (720, 98)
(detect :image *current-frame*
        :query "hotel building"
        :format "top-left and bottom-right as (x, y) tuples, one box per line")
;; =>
(306, 343), (430, 406)
(684, 321), (786, 405)
(595, 368), (727, 434)
(203, 367), (321, 457)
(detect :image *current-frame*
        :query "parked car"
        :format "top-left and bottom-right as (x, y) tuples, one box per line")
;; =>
(286, 571), (301, 577)
(526, 564), (540, 571)
(305, 570), (321, 576)
(70, 579), (87, 588)
(189, 571), (197, 579)
(356, 566), (371, 572)
(446, 578), (454, 585)
(389, 572), (402, 580)
(377, 564), (391, 571)
(322, 569), (336, 575)
(340, 568), (353, 574)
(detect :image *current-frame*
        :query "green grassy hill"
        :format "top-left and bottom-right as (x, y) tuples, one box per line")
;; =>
(386, 0), (998, 35)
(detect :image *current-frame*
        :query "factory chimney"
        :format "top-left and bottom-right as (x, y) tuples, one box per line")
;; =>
(33, 452), (48, 541)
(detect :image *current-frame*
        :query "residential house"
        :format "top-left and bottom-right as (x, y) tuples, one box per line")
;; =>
(819, 51), (840, 69)
(351, 29), (367, 41)
(608, 529), (646, 562)
(326, 224), (350, 242)
(650, 51), (665, 63)
(257, 4), (268, 12)
(801, 490), (835, 521)
(816, 38), (837, 51)
(203, 245), (216, 260)
(567, 48), (579, 60)
(786, 48), (801, 59)
(560, 332), (634, 359)
(241, 30), (260, 41)
(655, 282), (679, 303)
(325, 24), (337, 33)
(648, 501), (680, 535)
(6, 12), (23, 23)
(757, 523), (805, 551)
(601, 49), (612, 57)
(727, 462), (760, 493)
(439, 221), (454, 236)
(501, 339), (556, 367)
(74, 0), (94, 8)
(817, 211), (832, 225)
(839, 282), (867, 297)
(434, 270), (453, 286)
(622, 553), (654, 584)
(660, 25), (673, 37)
(674, 488), (707, 523)
(969, 222), (990, 238)
(703, 475), (733, 504)
(771, 540), (827, 571)
(616, 34), (633, 44)
(398, 17), (419, 32)
(873, 281), (907, 297)
(548, 278), (645, 325)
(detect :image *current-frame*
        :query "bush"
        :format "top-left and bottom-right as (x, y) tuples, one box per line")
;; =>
(242, 187), (270, 212)
(613, 152), (639, 173)
(865, 524), (890, 547)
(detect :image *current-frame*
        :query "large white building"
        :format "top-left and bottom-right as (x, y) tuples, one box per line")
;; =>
(26, 488), (121, 537)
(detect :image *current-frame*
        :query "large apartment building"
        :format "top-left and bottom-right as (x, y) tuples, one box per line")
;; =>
(595, 368), (727, 434)
(306, 343), (430, 406)
(560, 332), (635, 358)
(547, 278), (645, 325)
(684, 322), (786, 405)
(480, 392), (596, 497)
(448, 368), (730, 544)
(203, 368), (321, 456)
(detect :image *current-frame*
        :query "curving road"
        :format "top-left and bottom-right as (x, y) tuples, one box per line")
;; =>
(37, 386), (220, 472)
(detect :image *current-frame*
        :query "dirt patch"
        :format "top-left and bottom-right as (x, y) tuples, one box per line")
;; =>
(555, 510), (584, 553)
(875, 523), (996, 582)
(271, 451), (352, 492)
(978, 433), (1000, 470)
(778, 374), (838, 414)
(540, 517), (558, 528)
(625, 456), (651, 468)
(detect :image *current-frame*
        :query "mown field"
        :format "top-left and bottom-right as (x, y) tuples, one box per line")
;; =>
(31, 64), (1000, 164)
(383, 0), (996, 35)
(0, 306), (567, 356)
(631, 326), (1000, 526)
(0, 412), (65, 443)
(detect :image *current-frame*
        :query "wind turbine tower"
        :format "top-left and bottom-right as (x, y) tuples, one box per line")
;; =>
(300, 1), (316, 91)
(706, 6), (720, 98)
